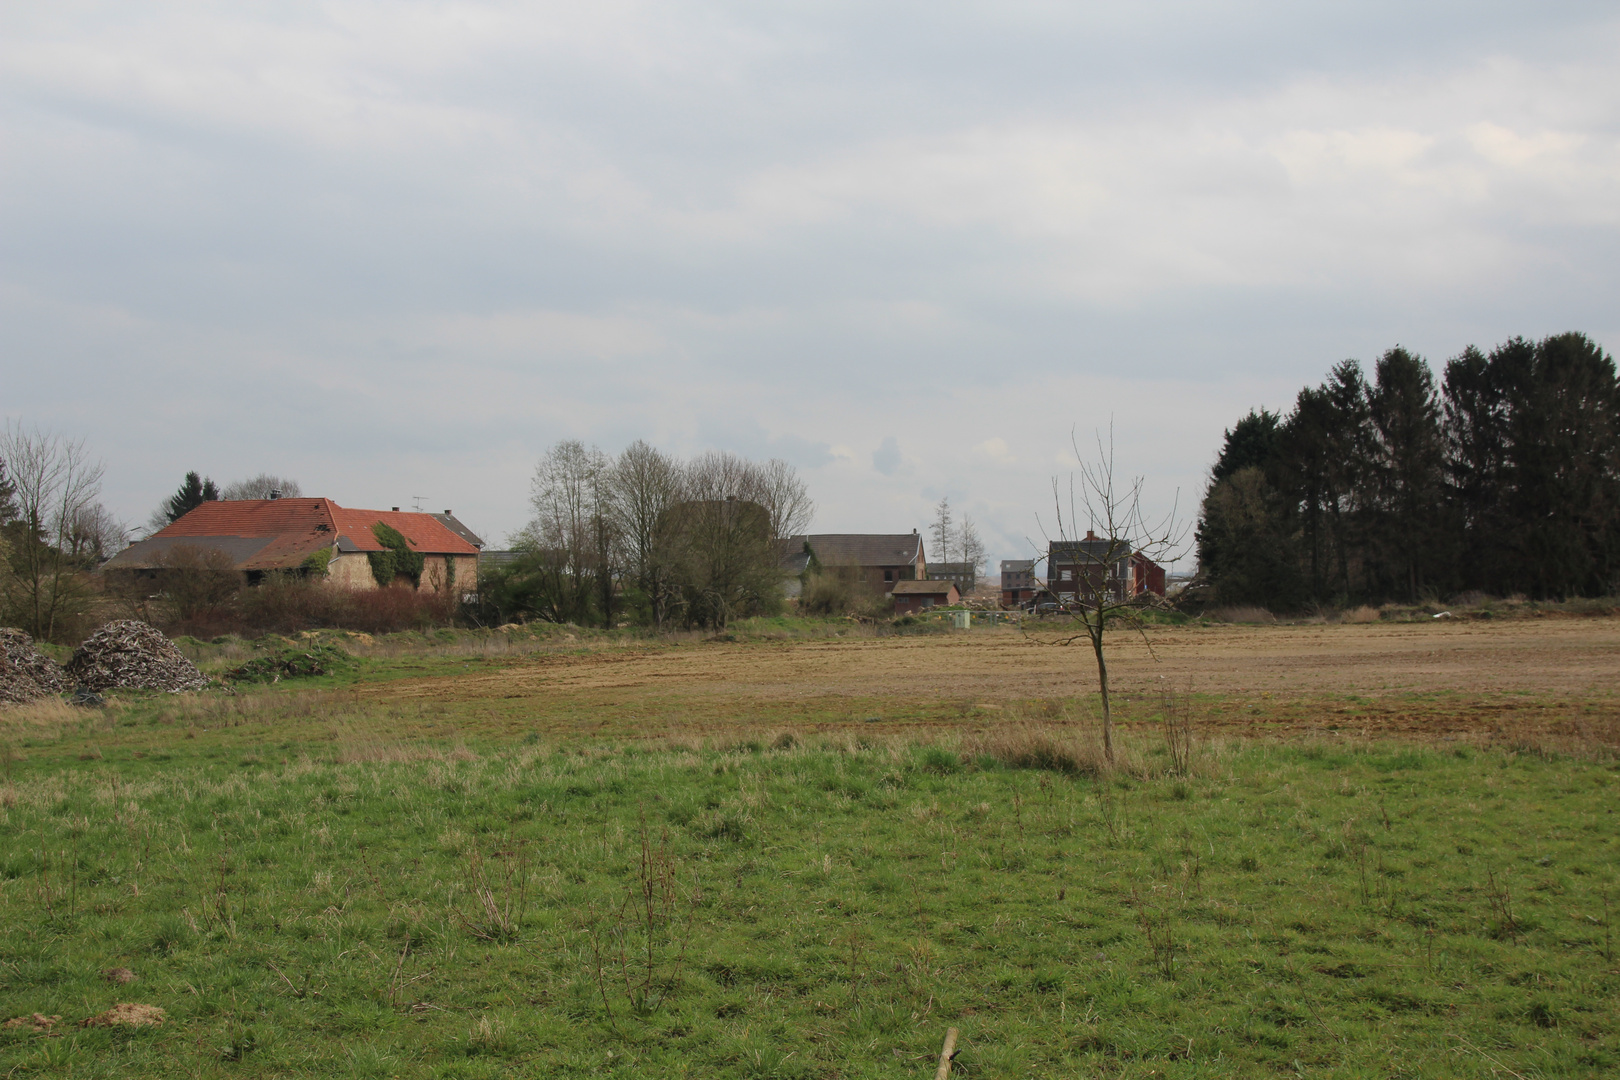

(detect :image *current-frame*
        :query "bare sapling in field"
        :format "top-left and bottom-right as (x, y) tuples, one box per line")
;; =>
(1156, 681), (1197, 776)
(456, 838), (531, 943)
(1034, 428), (1187, 764)
(589, 816), (701, 1024)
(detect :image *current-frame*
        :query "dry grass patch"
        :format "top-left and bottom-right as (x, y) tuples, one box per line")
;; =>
(81, 1003), (165, 1027)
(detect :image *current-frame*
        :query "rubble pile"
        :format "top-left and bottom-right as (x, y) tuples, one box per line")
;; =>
(64, 621), (210, 693)
(0, 628), (66, 691)
(0, 628), (66, 706)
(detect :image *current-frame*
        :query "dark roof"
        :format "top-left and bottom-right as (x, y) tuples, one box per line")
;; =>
(102, 498), (478, 572)
(792, 533), (924, 567)
(1049, 537), (1131, 563)
(1000, 559), (1035, 572)
(433, 513), (484, 550)
(892, 579), (958, 596)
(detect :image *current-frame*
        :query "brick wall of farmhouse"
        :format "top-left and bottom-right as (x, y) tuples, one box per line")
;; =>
(327, 552), (379, 589)
(326, 551), (478, 592)
(417, 554), (479, 594)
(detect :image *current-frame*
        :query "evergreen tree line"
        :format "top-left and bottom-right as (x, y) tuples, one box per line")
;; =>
(476, 440), (814, 630)
(1196, 332), (1620, 609)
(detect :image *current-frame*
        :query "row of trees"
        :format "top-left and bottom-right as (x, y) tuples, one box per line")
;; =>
(478, 441), (813, 630)
(1196, 332), (1620, 608)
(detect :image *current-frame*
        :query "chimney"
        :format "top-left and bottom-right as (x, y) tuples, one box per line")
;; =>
(392, 507), (400, 512)
(444, 510), (452, 516)
(1085, 529), (1096, 541)
(268, 488), (281, 500)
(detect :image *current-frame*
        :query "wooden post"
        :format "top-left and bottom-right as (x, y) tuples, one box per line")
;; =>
(934, 1027), (959, 1080)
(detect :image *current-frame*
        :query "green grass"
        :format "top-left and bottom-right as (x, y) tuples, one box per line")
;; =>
(0, 728), (1616, 1077)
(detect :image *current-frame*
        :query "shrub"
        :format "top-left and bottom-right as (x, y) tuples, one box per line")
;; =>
(156, 543), (244, 622)
(233, 577), (457, 635)
(798, 572), (853, 616)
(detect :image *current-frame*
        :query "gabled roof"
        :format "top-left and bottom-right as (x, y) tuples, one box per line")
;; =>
(892, 579), (958, 596)
(1049, 537), (1131, 563)
(102, 498), (478, 572)
(793, 533), (924, 567)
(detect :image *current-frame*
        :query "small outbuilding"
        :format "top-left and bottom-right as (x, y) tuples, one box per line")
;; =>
(890, 579), (960, 615)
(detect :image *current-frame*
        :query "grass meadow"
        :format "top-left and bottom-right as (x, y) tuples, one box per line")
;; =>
(0, 692), (1616, 1078)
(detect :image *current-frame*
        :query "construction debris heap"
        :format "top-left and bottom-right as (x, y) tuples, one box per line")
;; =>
(64, 621), (210, 694)
(0, 628), (66, 706)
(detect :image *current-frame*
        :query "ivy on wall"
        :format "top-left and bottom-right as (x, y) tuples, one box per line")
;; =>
(301, 548), (333, 576)
(368, 523), (424, 587)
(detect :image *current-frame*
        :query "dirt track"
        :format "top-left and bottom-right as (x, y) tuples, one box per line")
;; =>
(364, 619), (1620, 741)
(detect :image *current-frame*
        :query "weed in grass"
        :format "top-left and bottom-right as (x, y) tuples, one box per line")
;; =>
(455, 839), (530, 943)
(588, 818), (699, 1024)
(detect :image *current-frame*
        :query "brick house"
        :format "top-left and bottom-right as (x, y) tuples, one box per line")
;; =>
(928, 561), (978, 593)
(891, 579), (959, 614)
(1129, 552), (1167, 598)
(1048, 531), (1131, 606)
(103, 498), (482, 593)
(1000, 559), (1038, 608)
(1047, 532), (1167, 606)
(789, 532), (926, 593)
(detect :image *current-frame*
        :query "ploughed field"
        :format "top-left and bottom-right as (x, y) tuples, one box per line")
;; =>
(353, 618), (1620, 747)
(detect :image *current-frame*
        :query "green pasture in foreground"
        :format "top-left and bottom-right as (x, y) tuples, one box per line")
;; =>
(0, 731), (1616, 1078)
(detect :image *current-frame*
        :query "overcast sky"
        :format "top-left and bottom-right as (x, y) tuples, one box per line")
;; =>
(4, 2), (1618, 570)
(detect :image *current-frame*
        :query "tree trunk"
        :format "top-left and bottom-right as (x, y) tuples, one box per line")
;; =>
(1089, 612), (1114, 764)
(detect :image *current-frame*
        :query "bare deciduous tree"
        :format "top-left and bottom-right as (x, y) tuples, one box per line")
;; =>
(0, 423), (106, 641)
(676, 451), (783, 628)
(64, 503), (126, 563)
(221, 474), (303, 501)
(608, 441), (685, 629)
(1037, 430), (1185, 764)
(960, 515), (985, 586)
(757, 458), (815, 542)
(521, 440), (611, 625)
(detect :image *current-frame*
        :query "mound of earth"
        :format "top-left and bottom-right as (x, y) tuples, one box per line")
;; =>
(81, 1003), (165, 1028)
(65, 621), (209, 693)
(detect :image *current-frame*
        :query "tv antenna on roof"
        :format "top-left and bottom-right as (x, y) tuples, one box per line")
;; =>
(411, 496), (426, 512)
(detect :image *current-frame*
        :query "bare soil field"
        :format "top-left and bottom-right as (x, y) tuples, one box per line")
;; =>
(357, 618), (1620, 745)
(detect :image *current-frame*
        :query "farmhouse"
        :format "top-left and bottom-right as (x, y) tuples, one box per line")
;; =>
(102, 498), (482, 593)
(790, 532), (927, 593)
(890, 579), (959, 614)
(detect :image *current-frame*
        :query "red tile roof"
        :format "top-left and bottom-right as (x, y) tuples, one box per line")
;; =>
(103, 498), (479, 572)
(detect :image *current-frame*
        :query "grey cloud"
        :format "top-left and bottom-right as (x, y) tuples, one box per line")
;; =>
(2, 3), (1618, 552)
(872, 436), (902, 475)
